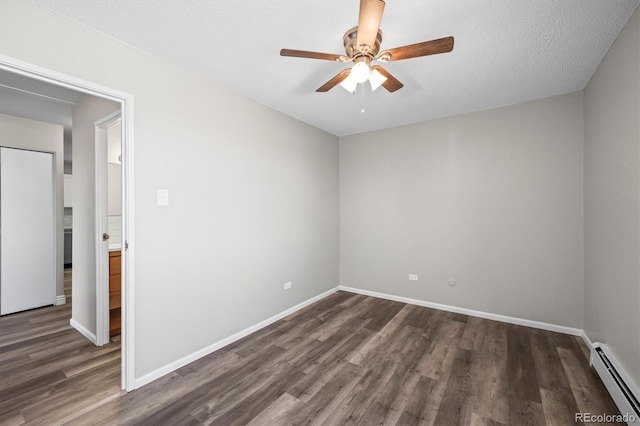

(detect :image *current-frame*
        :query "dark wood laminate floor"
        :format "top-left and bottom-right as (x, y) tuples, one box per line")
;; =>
(60, 291), (617, 426)
(0, 269), (122, 425)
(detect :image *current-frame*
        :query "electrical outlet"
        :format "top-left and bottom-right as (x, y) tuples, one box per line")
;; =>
(284, 282), (292, 290)
(409, 274), (418, 281)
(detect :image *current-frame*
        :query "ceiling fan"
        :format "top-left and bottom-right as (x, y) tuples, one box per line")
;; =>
(280, 0), (454, 93)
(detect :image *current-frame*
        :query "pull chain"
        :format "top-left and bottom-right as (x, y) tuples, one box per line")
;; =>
(360, 83), (365, 113)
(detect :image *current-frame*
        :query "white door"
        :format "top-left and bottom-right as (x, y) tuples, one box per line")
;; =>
(1, 147), (55, 315)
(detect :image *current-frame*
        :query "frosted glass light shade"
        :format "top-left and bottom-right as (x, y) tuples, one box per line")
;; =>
(339, 73), (358, 93)
(368, 69), (387, 91)
(351, 61), (371, 83)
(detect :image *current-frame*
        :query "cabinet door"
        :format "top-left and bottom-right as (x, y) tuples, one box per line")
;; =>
(1, 147), (55, 315)
(109, 251), (121, 336)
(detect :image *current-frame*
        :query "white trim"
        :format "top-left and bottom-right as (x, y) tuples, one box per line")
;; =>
(52, 151), (58, 308)
(134, 286), (340, 389)
(94, 119), (108, 346)
(338, 286), (583, 336)
(70, 318), (97, 345)
(0, 54), (136, 392)
(94, 112), (122, 347)
(120, 96), (135, 392)
(0, 55), (128, 102)
(55, 295), (66, 305)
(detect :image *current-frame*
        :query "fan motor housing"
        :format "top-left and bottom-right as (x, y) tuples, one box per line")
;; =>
(343, 26), (383, 59)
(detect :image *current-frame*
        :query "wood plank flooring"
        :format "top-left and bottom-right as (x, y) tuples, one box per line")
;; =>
(1, 287), (619, 425)
(0, 269), (122, 425)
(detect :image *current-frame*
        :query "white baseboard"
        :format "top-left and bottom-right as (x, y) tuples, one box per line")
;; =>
(70, 318), (97, 345)
(55, 295), (66, 305)
(134, 286), (340, 389)
(131, 281), (637, 417)
(338, 286), (583, 336)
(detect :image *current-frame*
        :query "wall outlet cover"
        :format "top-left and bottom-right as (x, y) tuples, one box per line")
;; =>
(284, 282), (292, 290)
(409, 274), (418, 281)
(157, 189), (169, 206)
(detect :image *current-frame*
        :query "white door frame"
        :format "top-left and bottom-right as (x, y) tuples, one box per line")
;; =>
(95, 111), (121, 347)
(0, 54), (136, 392)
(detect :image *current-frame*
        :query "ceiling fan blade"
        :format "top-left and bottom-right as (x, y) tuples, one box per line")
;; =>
(370, 65), (403, 92)
(356, 0), (385, 52)
(280, 49), (347, 62)
(378, 36), (454, 61)
(316, 69), (351, 92)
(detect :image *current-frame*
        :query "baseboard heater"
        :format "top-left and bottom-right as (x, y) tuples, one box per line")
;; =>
(591, 344), (640, 425)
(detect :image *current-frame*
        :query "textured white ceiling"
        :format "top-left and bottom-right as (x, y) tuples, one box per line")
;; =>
(34, 0), (639, 137)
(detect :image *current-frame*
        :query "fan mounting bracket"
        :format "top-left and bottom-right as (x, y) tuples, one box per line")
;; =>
(343, 26), (382, 60)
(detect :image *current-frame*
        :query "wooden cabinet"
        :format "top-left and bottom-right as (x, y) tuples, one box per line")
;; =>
(109, 251), (121, 337)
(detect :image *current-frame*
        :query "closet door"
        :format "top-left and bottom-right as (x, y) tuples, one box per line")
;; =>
(1, 147), (55, 315)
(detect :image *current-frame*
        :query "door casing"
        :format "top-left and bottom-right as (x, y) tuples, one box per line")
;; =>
(95, 111), (121, 347)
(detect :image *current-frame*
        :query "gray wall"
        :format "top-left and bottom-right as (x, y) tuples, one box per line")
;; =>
(108, 121), (122, 216)
(71, 95), (120, 335)
(0, 1), (339, 378)
(0, 114), (65, 300)
(584, 7), (640, 386)
(340, 92), (585, 328)
(108, 163), (122, 216)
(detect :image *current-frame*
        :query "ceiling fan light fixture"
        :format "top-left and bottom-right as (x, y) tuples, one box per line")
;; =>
(351, 60), (371, 83)
(280, 1), (454, 94)
(368, 68), (387, 91)
(339, 73), (358, 93)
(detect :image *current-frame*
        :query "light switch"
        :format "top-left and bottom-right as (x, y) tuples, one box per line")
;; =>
(157, 189), (169, 206)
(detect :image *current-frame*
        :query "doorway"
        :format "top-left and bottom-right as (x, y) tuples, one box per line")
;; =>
(0, 55), (136, 391)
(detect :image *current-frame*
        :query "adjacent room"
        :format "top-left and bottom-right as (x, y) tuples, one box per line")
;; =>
(0, 0), (638, 424)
